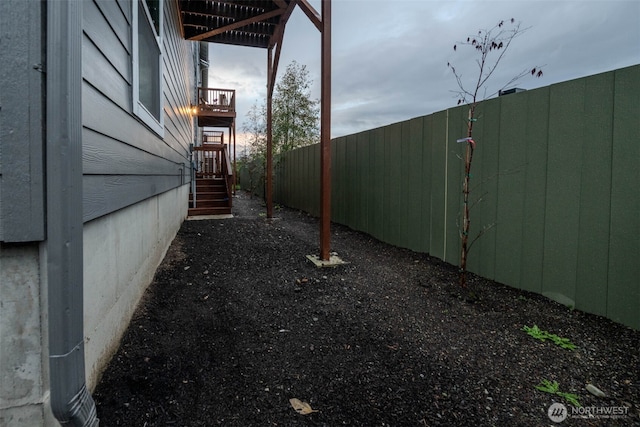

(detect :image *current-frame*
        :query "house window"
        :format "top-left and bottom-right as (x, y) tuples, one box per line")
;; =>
(133, 0), (164, 136)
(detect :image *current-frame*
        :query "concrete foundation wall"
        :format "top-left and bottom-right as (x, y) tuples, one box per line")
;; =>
(0, 185), (187, 425)
(84, 185), (188, 389)
(0, 244), (54, 426)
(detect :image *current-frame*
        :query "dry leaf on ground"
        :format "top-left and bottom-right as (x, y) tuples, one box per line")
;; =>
(289, 398), (319, 415)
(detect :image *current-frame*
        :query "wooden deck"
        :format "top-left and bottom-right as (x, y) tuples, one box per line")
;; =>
(195, 87), (236, 127)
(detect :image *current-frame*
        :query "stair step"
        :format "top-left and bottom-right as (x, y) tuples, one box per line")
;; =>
(190, 199), (230, 208)
(196, 187), (227, 193)
(189, 192), (227, 201)
(195, 182), (226, 188)
(188, 206), (232, 216)
(189, 178), (232, 217)
(191, 189), (227, 195)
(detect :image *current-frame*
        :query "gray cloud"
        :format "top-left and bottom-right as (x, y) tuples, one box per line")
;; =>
(208, 0), (639, 139)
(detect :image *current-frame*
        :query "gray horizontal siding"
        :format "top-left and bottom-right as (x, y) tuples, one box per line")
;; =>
(95, 0), (131, 51)
(83, 0), (130, 82)
(0, 0), (45, 242)
(83, 83), (187, 164)
(162, 0), (196, 156)
(83, 35), (131, 112)
(83, 175), (184, 222)
(82, 0), (195, 222)
(83, 128), (186, 176)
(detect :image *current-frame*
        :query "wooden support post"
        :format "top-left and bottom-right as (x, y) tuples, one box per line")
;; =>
(232, 122), (237, 195)
(266, 46), (274, 218)
(319, 0), (331, 260)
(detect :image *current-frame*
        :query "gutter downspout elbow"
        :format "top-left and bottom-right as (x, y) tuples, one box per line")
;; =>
(46, 1), (99, 425)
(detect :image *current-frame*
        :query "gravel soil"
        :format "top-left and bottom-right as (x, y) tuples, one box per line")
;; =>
(93, 191), (639, 426)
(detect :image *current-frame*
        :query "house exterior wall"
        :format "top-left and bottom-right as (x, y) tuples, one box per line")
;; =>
(0, 0), (46, 242)
(81, 0), (196, 400)
(82, 0), (195, 221)
(1, 0), (197, 424)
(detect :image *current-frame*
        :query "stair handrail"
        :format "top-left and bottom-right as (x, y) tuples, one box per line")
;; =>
(220, 144), (233, 209)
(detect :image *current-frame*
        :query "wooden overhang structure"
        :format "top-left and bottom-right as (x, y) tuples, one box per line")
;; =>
(177, 0), (333, 260)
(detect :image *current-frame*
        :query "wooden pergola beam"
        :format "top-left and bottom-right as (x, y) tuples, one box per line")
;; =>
(268, 0), (296, 63)
(265, 0), (295, 219)
(188, 8), (285, 42)
(296, 0), (322, 32)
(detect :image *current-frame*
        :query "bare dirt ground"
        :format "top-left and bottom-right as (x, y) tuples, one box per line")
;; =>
(93, 191), (639, 426)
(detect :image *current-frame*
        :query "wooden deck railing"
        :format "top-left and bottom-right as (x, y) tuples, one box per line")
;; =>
(197, 87), (236, 114)
(202, 130), (224, 144)
(193, 143), (232, 187)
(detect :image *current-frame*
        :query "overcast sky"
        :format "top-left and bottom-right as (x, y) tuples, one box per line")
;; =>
(207, 0), (639, 142)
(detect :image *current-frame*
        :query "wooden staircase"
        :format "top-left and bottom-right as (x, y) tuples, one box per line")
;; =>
(188, 141), (233, 217)
(188, 177), (232, 216)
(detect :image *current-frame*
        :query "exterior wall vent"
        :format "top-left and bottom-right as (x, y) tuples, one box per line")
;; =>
(499, 87), (527, 96)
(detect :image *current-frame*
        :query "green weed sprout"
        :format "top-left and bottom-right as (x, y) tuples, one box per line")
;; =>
(522, 325), (577, 350)
(535, 379), (581, 407)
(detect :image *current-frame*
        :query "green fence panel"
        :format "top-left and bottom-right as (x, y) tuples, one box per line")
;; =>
(331, 137), (345, 223)
(398, 121), (411, 247)
(494, 94), (527, 288)
(445, 105), (468, 266)
(356, 131), (370, 233)
(296, 148), (303, 209)
(275, 153), (282, 205)
(575, 72), (615, 317)
(291, 149), (296, 206)
(542, 78), (586, 307)
(299, 147), (307, 210)
(304, 145), (316, 214)
(419, 116), (433, 254)
(429, 110), (447, 260)
(345, 134), (358, 229)
(369, 127), (385, 241)
(459, 104), (482, 276)
(608, 66), (640, 328)
(518, 87), (550, 294)
(298, 147), (306, 211)
(311, 143), (321, 216)
(461, 100), (487, 275)
(301, 146), (309, 212)
(407, 117), (425, 252)
(383, 124), (402, 245)
(471, 99), (500, 280)
(282, 152), (290, 206)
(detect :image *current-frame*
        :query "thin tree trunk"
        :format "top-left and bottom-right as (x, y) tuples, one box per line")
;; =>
(459, 106), (476, 287)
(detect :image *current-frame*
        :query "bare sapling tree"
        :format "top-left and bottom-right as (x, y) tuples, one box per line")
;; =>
(447, 18), (543, 287)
